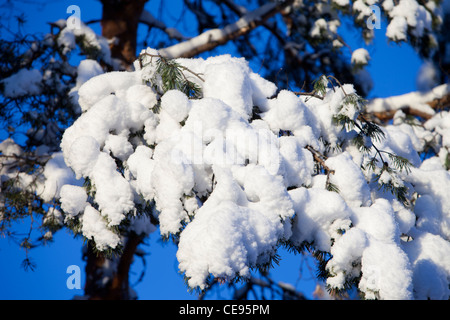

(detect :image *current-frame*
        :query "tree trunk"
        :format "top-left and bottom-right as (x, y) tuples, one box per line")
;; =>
(83, 0), (148, 300)
(100, 0), (148, 68)
(84, 234), (142, 300)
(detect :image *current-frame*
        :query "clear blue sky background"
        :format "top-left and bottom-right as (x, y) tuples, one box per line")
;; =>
(0, 0), (423, 300)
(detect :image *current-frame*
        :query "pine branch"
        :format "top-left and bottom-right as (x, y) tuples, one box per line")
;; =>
(139, 10), (188, 42)
(294, 75), (328, 101)
(158, 0), (295, 58)
(295, 91), (324, 100)
(320, 74), (414, 206)
(304, 145), (338, 192)
(373, 167), (410, 206)
(367, 106), (434, 122)
(138, 52), (203, 100)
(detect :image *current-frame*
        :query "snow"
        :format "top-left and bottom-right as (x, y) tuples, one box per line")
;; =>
(57, 17), (111, 64)
(69, 59), (104, 112)
(160, 89), (191, 123)
(279, 136), (315, 188)
(76, 71), (144, 112)
(52, 49), (450, 298)
(1, 68), (42, 98)
(405, 162), (450, 240)
(352, 0), (374, 22)
(91, 152), (134, 226)
(366, 83), (450, 117)
(310, 19), (328, 38)
(81, 205), (121, 251)
(63, 135), (101, 179)
(403, 231), (450, 299)
(333, 0), (350, 7)
(385, 0), (433, 41)
(203, 56), (254, 119)
(126, 145), (155, 202)
(388, 0), (432, 37)
(0, 138), (23, 177)
(59, 184), (88, 218)
(289, 187), (352, 252)
(359, 239), (413, 299)
(327, 199), (414, 299)
(74, 59), (104, 86)
(177, 164), (293, 289)
(326, 152), (372, 208)
(351, 48), (370, 66)
(262, 90), (320, 141)
(326, 227), (367, 289)
(416, 61), (439, 92)
(414, 194), (441, 233)
(425, 111), (450, 149)
(0, 0), (447, 300)
(104, 134), (134, 161)
(37, 152), (82, 202)
(352, 199), (400, 243)
(386, 16), (408, 41)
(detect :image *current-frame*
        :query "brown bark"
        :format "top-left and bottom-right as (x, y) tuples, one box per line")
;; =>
(100, 0), (148, 67)
(368, 107), (434, 122)
(366, 93), (450, 123)
(427, 93), (450, 112)
(84, 234), (142, 300)
(108, 234), (142, 299)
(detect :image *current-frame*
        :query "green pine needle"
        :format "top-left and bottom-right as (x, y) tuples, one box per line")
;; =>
(386, 153), (412, 173)
(326, 181), (340, 193)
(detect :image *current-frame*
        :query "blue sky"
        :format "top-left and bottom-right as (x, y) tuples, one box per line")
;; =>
(0, 0), (424, 300)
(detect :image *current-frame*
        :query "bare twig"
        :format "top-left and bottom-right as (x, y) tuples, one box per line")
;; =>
(305, 145), (335, 175)
(294, 91), (324, 100)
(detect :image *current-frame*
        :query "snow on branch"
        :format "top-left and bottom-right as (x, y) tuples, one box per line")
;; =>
(158, 0), (294, 58)
(15, 47), (449, 299)
(366, 83), (450, 122)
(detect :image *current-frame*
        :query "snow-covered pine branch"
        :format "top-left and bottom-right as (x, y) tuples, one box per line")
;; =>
(50, 48), (450, 299)
(158, 0), (294, 58)
(1, 0), (450, 300)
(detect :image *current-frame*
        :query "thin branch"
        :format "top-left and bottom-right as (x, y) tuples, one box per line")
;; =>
(178, 65), (205, 82)
(366, 106), (434, 122)
(139, 9), (188, 41)
(365, 84), (450, 122)
(158, 0), (294, 58)
(305, 145), (335, 175)
(294, 91), (324, 100)
(0, 153), (50, 166)
(364, 92), (450, 122)
(327, 75), (346, 95)
(220, 0), (288, 44)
